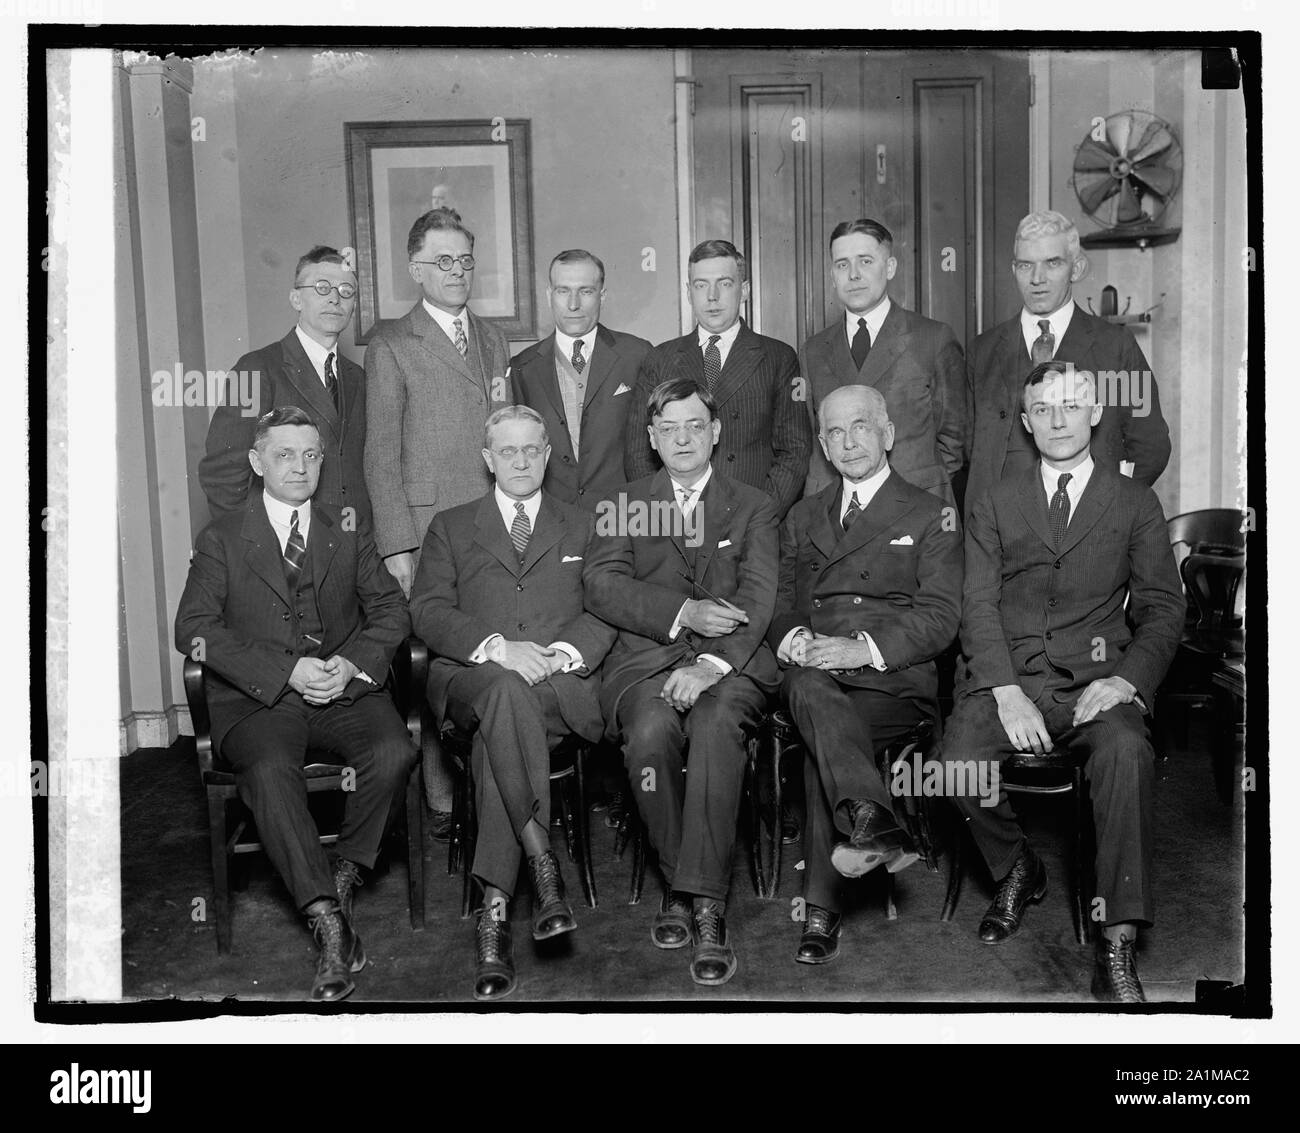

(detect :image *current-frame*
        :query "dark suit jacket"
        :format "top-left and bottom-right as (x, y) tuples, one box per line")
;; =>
(960, 463), (1185, 707)
(409, 490), (616, 743)
(510, 324), (651, 509)
(198, 329), (370, 525)
(364, 301), (512, 558)
(800, 305), (967, 503)
(965, 305), (1171, 515)
(624, 321), (811, 520)
(174, 497), (410, 751)
(583, 467), (780, 734)
(768, 469), (963, 705)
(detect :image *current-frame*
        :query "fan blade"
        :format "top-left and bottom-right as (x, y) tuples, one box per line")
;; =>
(1115, 177), (1144, 224)
(1128, 122), (1175, 165)
(1077, 172), (1121, 216)
(1075, 136), (1117, 172)
(1107, 112), (1134, 157)
(1129, 164), (1178, 199)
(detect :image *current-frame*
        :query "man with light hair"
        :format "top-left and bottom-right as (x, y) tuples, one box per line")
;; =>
(965, 209), (1170, 516)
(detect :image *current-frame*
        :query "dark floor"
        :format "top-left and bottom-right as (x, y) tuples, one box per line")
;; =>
(121, 708), (1247, 1007)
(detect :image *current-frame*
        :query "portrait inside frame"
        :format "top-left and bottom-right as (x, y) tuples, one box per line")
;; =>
(345, 118), (536, 342)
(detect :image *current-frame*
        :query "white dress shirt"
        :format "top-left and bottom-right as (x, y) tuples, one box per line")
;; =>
(423, 298), (469, 348)
(1020, 300), (1076, 360)
(295, 325), (337, 388)
(554, 327), (598, 368)
(263, 489), (311, 552)
(663, 466), (731, 675)
(1039, 453), (1094, 518)
(778, 462), (893, 671)
(696, 320), (742, 370)
(470, 487), (584, 672)
(842, 296), (892, 351)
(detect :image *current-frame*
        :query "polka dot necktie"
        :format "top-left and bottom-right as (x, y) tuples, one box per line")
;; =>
(1048, 473), (1072, 545)
(1031, 319), (1055, 363)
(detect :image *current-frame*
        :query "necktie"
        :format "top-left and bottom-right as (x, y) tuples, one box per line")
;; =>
(572, 340), (586, 374)
(842, 491), (862, 533)
(284, 509), (306, 590)
(851, 317), (872, 370)
(324, 352), (339, 411)
(1048, 473), (1072, 544)
(1031, 318), (1055, 363)
(703, 335), (722, 392)
(678, 486), (696, 515)
(510, 500), (531, 558)
(453, 317), (468, 357)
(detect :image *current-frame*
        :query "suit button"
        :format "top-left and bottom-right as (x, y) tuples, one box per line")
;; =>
(516, 584), (524, 592)
(1049, 598), (1058, 607)
(732, 410), (739, 419)
(860, 570), (870, 580)
(249, 685), (261, 696)
(813, 599), (821, 608)
(810, 564), (819, 571)
(1054, 561), (1062, 570)
(578, 488), (585, 495)
(1045, 631), (1053, 640)
(284, 649), (293, 655)
(563, 455), (571, 463)
(852, 596), (862, 605)
(518, 623), (526, 632)
(297, 610), (305, 618)
(1000, 410), (1007, 419)
(282, 613), (290, 621)
(727, 454), (736, 462)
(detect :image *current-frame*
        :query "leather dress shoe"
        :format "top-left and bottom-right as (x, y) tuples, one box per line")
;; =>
(332, 857), (363, 925)
(651, 890), (692, 949)
(528, 849), (577, 941)
(307, 901), (366, 1002)
(795, 904), (842, 965)
(1092, 933), (1146, 1003)
(473, 906), (516, 1002)
(978, 845), (1048, 944)
(830, 799), (919, 878)
(690, 901), (738, 986)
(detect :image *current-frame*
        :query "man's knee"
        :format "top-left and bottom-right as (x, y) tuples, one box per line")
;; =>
(780, 665), (837, 712)
(471, 667), (534, 712)
(621, 703), (680, 765)
(1086, 717), (1153, 782)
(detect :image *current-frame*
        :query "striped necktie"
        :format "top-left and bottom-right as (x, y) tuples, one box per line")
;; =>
(510, 500), (530, 558)
(453, 317), (468, 357)
(1048, 473), (1072, 544)
(284, 509), (306, 590)
(842, 491), (862, 533)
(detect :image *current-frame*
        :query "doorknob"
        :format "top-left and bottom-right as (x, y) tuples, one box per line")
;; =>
(876, 144), (887, 184)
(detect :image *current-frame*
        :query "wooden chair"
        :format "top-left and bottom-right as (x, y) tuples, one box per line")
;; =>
(442, 724), (597, 918)
(939, 747), (1095, 945)
(183, 636), (428, 954)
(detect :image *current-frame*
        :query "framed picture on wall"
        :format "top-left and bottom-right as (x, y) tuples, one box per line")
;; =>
(344, 118), (536, 342)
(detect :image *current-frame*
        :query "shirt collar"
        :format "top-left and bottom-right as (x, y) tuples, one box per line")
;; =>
(840, 461), (891, 516)
(294, 324), (335, 381)
(1040, 453), (1094, 498)
(1020, 299), (1076, 345)
(555, 327), (598, 357)
(494, 484), (542, 529)
(670, 462), (713, 500)
(263, 489), (310, 532)
(423, 298), (468, 341)
(696, 320), (742, 352)
(844, 296), (891, 343)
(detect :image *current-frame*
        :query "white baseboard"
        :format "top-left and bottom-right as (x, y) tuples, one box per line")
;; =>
(119, 705), (191, 755)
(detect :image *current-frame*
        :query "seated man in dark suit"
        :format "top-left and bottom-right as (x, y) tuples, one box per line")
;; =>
(175, 407), (415, 1002)
(511, 249), (652, 510)
(768, 385), (963, 964)
(623, 239), (811, 521)
(200, 246), (370, 526)
(965, 209), (1171, 515)
(800, 220), (968, 504)
(942, 360), (1184, 1002)
(409, 405), (615, 1002)
(585, 378), (779, 987)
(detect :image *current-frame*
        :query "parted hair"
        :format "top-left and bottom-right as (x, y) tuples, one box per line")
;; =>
(688, 239), (748, 282)
(646, 377), (718, 423)
(407, 207), (475, 258)
(828, 218), (894, 252)
(293, 245), (348, 283)
(484, 404), (549, 449)
(252, 405), (318, 448)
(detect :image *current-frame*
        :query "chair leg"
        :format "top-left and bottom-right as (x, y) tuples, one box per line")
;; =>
(405, 764), (425, 931)
(940, 818), (963, 923)
(447, 756), (463, 878)
(766, 736), (783, 900)
(629, 817), (646, 906)
(558, 777), (578, 865)
(460, 762), (478, 920)
(884, 870), (899, 920)
(207, 793), (233, 954)
(746, 740), (764, 898)
(1070, 765), (1088, 946)
(574, 748), (598, 909)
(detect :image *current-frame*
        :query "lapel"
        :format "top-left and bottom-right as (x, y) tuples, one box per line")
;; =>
(1013, 464), (1058, 553)
(672, 332), (706, 386)
(525, 333), (567, 422)
(279, 329), (341, 437)
(858, 305), (910, 387)
(582, 324), (619, 409)
(710, 321), (761, 407)
(306, 504), (341, 587)
(808, 480), (843, 561)
(829, 317), (859, 382)
(473, 490), (524, 577)
(1055, 304), (1098, 364)
(408, 300), (479, 389)
(999, 316), (1033, 405)
(820, 469), (915, 571)
(649, 468), (695, 575)
(240, 496), (291, 605)
(693, 471), (736, 590)
(1056, 462), (1115, 557)
(519, 492), (565, 577)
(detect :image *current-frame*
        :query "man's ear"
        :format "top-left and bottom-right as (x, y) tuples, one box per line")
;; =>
(289, 288), (303, 313)
(1020, 411), (1031, 434)
(1070, 253), (1089, 284)
(1089, 403), (1104, 427)
(481, 448), (494, 476)
(249, 447), (265, 476)
(886, 256), (898, 281)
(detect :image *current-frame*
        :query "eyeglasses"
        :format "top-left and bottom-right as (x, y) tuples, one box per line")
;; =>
(823, 422), (877, 445)
(294, 280), (357, 299)
(412, 254), (477, 272)
(491, 445), (546, 460)
(653, 421), (711, 439)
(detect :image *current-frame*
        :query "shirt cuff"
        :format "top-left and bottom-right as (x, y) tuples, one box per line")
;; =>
(669, 601), (687, 641)
(777, 626), (811, 664)
(470, 633), (504, 664)
(356, 670), (376, 686)
(696, 653), (732, 675)
(549, 641), (585, 673)
(855, 630), (888, 671)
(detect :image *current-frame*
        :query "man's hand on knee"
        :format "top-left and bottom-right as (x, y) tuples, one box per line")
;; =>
(290, 657), (334, 703)
(491, 639), (557, 686)
(660, 660), (723, 711)
(992, 685), (1052, 753)
(1072, 676), (1138, 726)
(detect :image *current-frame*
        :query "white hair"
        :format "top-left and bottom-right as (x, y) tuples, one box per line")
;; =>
(1014, 209), (1082, 262)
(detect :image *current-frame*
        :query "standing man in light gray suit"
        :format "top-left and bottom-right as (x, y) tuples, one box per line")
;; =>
(363, 207), (513, 598)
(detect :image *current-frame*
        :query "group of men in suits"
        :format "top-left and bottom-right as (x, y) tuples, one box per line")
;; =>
(176, 201), (1183, 1004)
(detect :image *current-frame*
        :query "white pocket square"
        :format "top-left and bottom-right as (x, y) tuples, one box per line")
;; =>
(717, 539), (733, 548)
(614, 383), (632, 396)
(889, 535), (914, 546)
(562, 554), (583, 562)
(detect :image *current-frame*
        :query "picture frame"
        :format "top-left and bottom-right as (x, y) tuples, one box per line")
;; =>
(344, 118), (536, 342)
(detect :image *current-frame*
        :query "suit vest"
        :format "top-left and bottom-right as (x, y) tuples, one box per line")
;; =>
(287, 542), (326, 657)
(552, 339), (587, 456)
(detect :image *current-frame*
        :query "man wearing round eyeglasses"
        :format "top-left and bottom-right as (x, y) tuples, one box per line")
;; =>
(768, 384), (962, 965)
(586, 378), (780, 988)
(409, 406), (614, 1001)
(200, 246), (371, 527)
